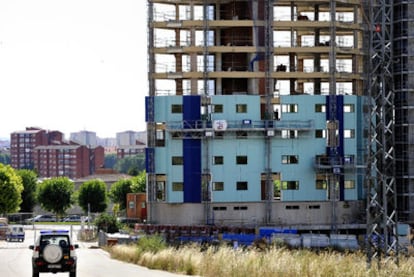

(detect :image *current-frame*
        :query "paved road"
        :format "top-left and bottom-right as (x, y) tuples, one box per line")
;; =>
(0, 225), (186, 277)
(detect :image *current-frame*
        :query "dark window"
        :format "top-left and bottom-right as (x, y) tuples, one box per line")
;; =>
(171, 104), (183, 113)
(236, 181), (248, 190)
(172, 156), (183, 165)
(214, 156), (224, 165)
(236, 156), (248, 164)
(281, 181), (299, 190)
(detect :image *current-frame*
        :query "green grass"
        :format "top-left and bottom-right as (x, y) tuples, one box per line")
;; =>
(107, 242), (414, 277)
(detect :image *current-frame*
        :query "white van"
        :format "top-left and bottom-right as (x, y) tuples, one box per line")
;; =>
(6, 225), (25, 242)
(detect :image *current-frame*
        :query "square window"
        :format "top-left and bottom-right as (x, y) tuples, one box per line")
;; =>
(213, 182), (224, 191)
(315, 104), (326, 112)
(236, 181), (248, 190)
(315, 129), (326, 138)
(345, 180), (355, 189)
(171, 104), (183, 113)
(214, 156), (224, 165)
(172, 182), (184, 191)
(236, 104), (247, 113)
(214, 104), (223, 113)
(236, 156), (248, 164)
(344, 129), (355, 138)
(344, 104), (354, 113)
(172, 156), (183, 165)
(316, 179), (327, 189)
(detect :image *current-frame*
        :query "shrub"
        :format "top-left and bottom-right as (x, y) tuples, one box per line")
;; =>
(94, 213), (120, 234)
(136, 235), (167, 254)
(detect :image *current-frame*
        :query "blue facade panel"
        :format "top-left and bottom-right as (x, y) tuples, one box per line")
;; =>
(183, 96), (202, 203)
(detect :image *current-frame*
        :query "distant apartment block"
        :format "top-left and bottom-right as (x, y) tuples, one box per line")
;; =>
(10, 127), (64, 170)
(10, 127), (104, 179)
(33, 144), (104, 179)
(116, 131), (147, 146)
(70, 130), (98, 146)
(116, 131), (146, 159)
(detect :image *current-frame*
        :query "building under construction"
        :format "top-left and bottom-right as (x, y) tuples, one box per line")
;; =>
(145, 0), (414, 236)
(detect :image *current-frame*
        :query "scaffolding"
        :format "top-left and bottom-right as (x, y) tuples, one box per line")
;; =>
(365, 0), (399, 267)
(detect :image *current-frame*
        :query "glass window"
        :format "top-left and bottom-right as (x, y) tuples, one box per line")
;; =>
(344, 129), (355, 138)
(315, 104), (326, 112)
(282, 155), (298, 164)
(344, 180), (355, 189)
(172, 182), (183, 191)
(213, 182), (224, 191)
(172, 156), (183, 165)
(214, 104), (223, 113)
(236, 104), (247, 113)
(315, 179), (327, 189)
(282, 130), (298, 139)
(282, 104), (298, 113)
(236, 156), (248, 164)
(171, 104), (183, 113)
(236, 181), (248, 190)
(344, 104), (354, 113)
(281, 181), (299, 190)
(315, 129), (326, 138)
(214, 156), (223, 165)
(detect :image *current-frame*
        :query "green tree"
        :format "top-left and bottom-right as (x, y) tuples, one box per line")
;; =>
(109, 179), (132, 210)
(104, 153), (117, 169)
(0, 153), (10, 165)
(94, 213), (120, 233)
(131, 171), (146, 193)
(16, 169), (38, 212)
(77, 179), (108, 213)
(114, 155), (145, 175)
(0, 163), (23, 215)
(37, 177), (74, 218)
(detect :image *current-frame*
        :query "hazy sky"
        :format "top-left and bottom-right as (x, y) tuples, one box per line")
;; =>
(0, 0), (148, 139)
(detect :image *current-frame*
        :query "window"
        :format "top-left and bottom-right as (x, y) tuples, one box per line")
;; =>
(213, 104), (223, 113)
(344, 129), (355, 138)
(281, 181), (299, 190)
(315, 129), (326, 138)
(236, 104), (247, 113)
(282, 155), (298, 164)
(156, 129), (165, 147)
(234, 206), (248, 210)
(172, 182), (183, 191)
(213, 182), (224, 191)
(236, 156), (248, 164)
(156, 181), (165, 201)
(316, 179), (327, 190)
(172, 156), (183, 165)
(344, 104), (354, 113)
(315, 104), (326, 112)
(214, 156), (223, 165)
(236, 131), (248, 139)
(344, 180), (355, 189)
(282, 104), (298, 113)
(236, 181), (248, 190)
(282, 130), (298, 139)
(171, 104), (183, 113)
